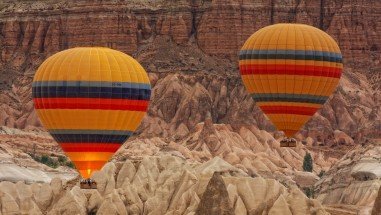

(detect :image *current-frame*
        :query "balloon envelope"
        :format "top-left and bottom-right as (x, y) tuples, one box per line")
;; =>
(32, 47), (151, 178)
(239, 24), (342, 137)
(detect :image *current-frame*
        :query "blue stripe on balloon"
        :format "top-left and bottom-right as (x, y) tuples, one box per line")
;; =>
(49, 129), (133, 136)
(51, 133), (131, 143)
(32, 81), (151, 90)
(251, 93), (328, 104)
(32, 86), (151, 100)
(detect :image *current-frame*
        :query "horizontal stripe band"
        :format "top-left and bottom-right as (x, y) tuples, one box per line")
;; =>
(266, 115), (310, 130)
(267, 113), (311, 121)
(60, 143), (122, 152)
(52, 134), (131, 143)
(32, 86), (151, 100)
(239, 53), (342, 63)
(252, 93), (328, 104)
(50, 129), (132, 136)
(66, 152), (114, 161)
(239, 59), (343, 68)
(256, 101), (322, 108)
(33, 98), (149, 111)
(239, 50), (342, 63)
(240, 49), (342, 58)
(36, 109), (145, 130)
(32, 81), (151, 89)
(259, 105), (318, 116)
(74, 161), (106, 170)
(239, 64), (342, 78)
(241, 75), (340, 96)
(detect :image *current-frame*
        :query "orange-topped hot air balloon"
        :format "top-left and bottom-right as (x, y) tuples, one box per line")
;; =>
(32, 47), (151, 184)
(239, 24), (343, 147)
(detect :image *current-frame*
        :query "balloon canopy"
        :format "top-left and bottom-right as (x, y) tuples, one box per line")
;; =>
(239, 23), (342, 137)
(32, 47), (151, 178)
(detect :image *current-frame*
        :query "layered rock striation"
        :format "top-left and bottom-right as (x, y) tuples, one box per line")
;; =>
(0, 0), (380, 145)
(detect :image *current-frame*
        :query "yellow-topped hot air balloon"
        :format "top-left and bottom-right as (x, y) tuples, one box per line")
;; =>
(239, 24), (343, 147)
(32, 47), (151, 184)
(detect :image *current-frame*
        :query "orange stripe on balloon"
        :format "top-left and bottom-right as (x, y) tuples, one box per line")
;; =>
(73, 160), (107, 178)
(73, 161), (109, 178)
(33, 98), (149, 111)
(66, 152), (113, 161)
(73, 161), (107, 168)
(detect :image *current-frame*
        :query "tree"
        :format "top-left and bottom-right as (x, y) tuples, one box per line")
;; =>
(303, 153), (313, 172)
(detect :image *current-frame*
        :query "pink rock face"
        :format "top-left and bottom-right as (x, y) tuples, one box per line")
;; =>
(0, 0), (379, 144)
(0, 3), (379, 214)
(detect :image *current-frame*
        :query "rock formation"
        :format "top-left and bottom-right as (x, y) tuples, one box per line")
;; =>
(0, 0), (379, 147)
(195, 172), (234, 215)
(117, 119), (335, 187)
(0, 155), (329, 215)
(315, 139), (381, 213)
(0, 120), (333, 188)
(0, 1), (380, 214)
(0, 126), (77, 183)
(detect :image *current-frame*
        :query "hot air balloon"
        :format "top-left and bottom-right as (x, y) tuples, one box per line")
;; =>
(32, 47), (151, 186)
(239, 24), (342, 147)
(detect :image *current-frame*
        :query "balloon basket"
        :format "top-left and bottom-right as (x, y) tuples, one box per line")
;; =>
(280, 138), (296, 147)
(80, 179), (97, 189)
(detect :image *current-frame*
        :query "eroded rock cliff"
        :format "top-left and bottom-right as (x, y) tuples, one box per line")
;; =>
(315, 139), (381, 213)
(0, 0), (380, 145)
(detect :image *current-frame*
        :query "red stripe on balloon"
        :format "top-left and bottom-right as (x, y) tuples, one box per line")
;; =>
(33, 98), (149, 111)
(239, 64), (342, 78)
(60, 143), (121, 152)
(259, 105), (318, 116)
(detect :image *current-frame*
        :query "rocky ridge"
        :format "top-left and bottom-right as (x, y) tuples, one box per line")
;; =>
(0, 126), (77, 183)
(118, 118), (335, 188)
(315, 139), (381, 213)
(0, 120), (333, 187)
(0, 155), (329, 215)
(0, 1), (380, 214)
(0, 0), (380, 145)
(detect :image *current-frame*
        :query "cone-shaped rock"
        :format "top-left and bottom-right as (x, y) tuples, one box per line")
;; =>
(195, 172), (234, 215)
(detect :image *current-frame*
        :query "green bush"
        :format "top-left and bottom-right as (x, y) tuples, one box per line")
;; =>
(31, 154), (58, 168)
(66, 161), (75, 168)
(29, 153), (75, 169)
(303, 153), (313, 172)
(58, 156), (67, 163)
(41, 155), (50, 164)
